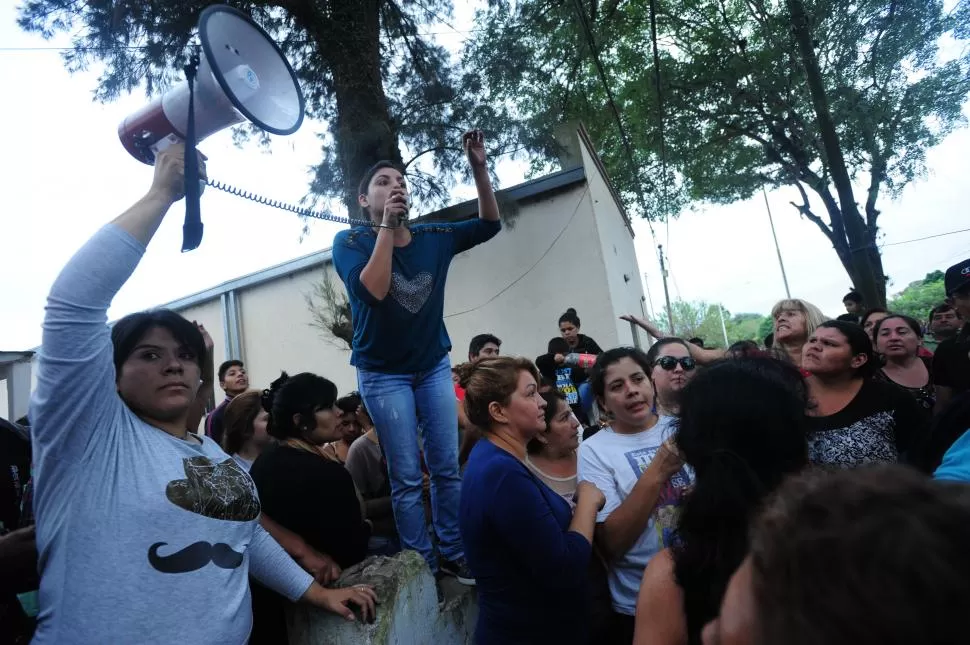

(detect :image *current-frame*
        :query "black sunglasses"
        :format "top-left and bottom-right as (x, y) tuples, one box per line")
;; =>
(654, 356), (696, 371)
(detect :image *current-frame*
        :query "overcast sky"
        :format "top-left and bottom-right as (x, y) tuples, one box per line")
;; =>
(1, 2), (967, 352)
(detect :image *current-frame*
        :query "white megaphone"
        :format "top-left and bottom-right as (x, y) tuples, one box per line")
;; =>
(118, 4), (305, 165)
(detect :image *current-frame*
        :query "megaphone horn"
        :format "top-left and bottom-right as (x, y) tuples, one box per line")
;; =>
(119, 5), (305, 164)
(118, 5), (306, 251)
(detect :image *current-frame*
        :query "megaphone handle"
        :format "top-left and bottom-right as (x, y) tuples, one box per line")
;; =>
(182, 52), (204, 253)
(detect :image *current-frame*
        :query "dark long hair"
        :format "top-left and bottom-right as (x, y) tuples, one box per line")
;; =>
(872, 313), (922, 340)
(860, 307), (889, 330)
(645, 338), (690, 365)
(816, 319), (878, 377)
(558, 308), (581, 328)
(589, 346), (653, 398)
(527, 390), (568, 455)
(111, 309), (206, 379)
(262, 371), (338, 440)
(222, 391), (261, 455)
(672, 357), (810, 644)
(357, 160), (405, 219)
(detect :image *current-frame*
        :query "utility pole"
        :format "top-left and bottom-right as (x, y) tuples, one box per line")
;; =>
(643, 272), (656, 320)
(717, 304), (730, 348)
(658, 245), (675, 335)
(763, 186), (792, 299)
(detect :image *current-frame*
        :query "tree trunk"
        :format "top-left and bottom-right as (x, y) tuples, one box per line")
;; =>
(786, 0), (886, 307)
(292, 0), (404, 214)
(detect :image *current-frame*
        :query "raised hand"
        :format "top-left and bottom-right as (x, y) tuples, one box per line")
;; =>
(194, 321), (214, 354)
(462, 129), (487, 169)
(620, 314), (665, 340)
(151, 144), (207, 204)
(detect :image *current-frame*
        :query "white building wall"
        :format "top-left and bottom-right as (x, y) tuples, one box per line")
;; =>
(0, 359), (32, 421)
(442, 181), (617, 366)
(579, 137), (648, 349)
(235, 265), (359, 393)
(176, 298), (229, 383)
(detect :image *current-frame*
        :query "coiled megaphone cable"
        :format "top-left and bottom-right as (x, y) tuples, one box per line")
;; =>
(205, 178), (403, 230)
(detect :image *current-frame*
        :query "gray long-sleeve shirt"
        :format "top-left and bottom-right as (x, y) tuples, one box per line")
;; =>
(29, 224), (312, 644)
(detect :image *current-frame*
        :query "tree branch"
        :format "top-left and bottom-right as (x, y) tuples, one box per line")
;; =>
(866, 0), (898, 93)
(789, 180), (838, 249)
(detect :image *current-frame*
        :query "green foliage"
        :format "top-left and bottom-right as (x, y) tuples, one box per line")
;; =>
(888, 271), (947, 323)
(758, 315), (776, 341)
(16, 0), (532, 213)
(468, 0), (970, 301)
(306, 272), (353, 349)
(654, 300), (766, 348)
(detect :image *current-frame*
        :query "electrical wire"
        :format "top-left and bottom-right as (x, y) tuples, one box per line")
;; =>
(0, 45), (153, 51)
(444, 186), (589, 319)
(881, 227), (970, 247)
(569, 0), (670, 290)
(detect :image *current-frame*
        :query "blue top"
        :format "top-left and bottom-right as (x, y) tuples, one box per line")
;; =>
(332, 219), (501, 374)
(934, 428), (970, 483)
(460, 439), (592, 645)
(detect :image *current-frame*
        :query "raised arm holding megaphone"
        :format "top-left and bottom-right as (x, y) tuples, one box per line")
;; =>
(118, 5), (306, 252)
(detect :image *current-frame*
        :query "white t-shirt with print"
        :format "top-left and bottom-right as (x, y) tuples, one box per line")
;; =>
(577, 416), (692, 615)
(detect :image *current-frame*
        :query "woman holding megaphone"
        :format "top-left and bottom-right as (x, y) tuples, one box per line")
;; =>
(333, 129), (502, 582)
(28, 145), (376, 644)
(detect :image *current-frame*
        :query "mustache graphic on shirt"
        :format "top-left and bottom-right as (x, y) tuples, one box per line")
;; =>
(148, 541), (244, 574)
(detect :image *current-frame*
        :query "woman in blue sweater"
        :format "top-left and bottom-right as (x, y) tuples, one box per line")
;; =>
(459, 356), (605, 644)
(332, 130), (501, 582)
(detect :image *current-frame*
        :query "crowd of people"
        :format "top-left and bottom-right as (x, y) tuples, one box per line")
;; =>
(2, 135), (970, 645)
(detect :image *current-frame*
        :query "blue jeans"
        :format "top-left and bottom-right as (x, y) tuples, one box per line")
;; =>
(357, 355), (463, 571)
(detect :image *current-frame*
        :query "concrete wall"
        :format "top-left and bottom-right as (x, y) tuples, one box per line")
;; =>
(236, 264), (358, 393)
(579, 138), (648, 349)
(0, 356), (32, 421)
(288, 551), (477, 645)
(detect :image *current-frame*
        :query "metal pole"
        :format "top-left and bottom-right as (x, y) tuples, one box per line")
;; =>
(643, 272), (655, 320)
(717, 304), (730, 348)
(763, 186), (792, 299)
(658, 245), (675, 334)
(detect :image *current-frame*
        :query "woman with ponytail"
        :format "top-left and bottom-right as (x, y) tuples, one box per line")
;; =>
(248, 372), (372, 642)
(552, 308), (603, 422)
(633, 357), (809, 645)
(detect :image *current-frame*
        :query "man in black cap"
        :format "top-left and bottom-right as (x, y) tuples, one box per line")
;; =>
(933, 258), (970, 413)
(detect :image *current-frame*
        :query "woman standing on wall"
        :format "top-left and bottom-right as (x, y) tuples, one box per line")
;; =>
(332, 129), (501, 583)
